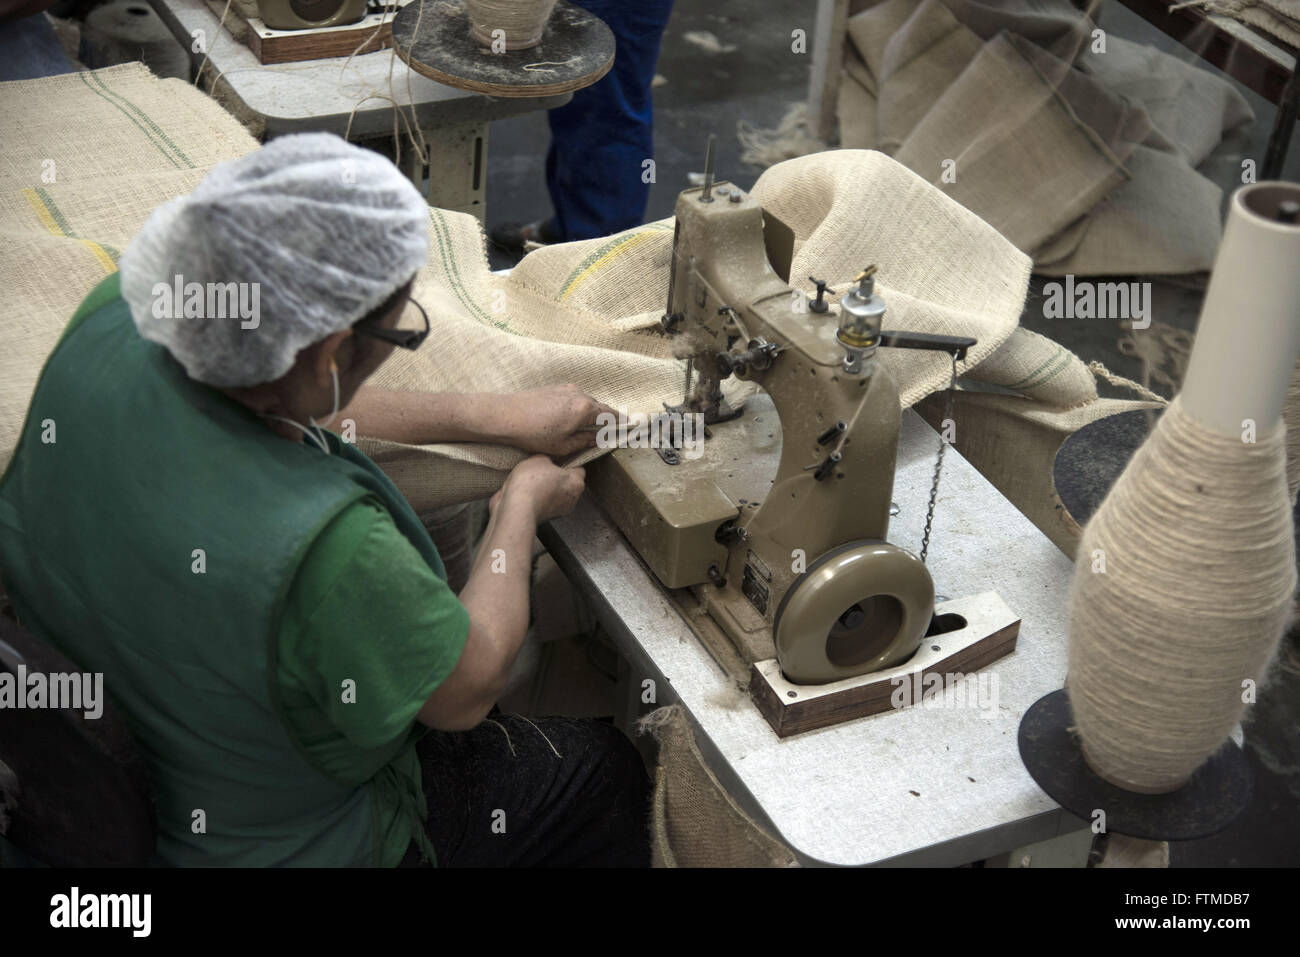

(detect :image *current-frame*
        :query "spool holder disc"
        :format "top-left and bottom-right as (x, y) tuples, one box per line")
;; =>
(390, 0), (615, 99)
(1018, 688), (1252, 841)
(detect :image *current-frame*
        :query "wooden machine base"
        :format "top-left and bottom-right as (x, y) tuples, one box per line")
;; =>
(204, 0), (402, 64)
(750, 592), (1020, 737)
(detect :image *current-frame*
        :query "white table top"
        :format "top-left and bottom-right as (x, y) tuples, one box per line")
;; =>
(543, 408), (1081, 866)
(148, 0), (570, 136)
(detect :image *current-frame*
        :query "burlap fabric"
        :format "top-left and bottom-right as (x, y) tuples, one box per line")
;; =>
(345, 147), (1044, 513)
(0, 65), (257, 474)
(640, 705), (798, 867)
(1095, 833), (1170, 868)
(916, 391), (1162, 556)
(1, 62), (1137, 524)
(836, 0), (1253, 276)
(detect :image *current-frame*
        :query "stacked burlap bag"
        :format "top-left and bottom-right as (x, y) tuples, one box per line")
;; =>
(0, 64), (258, 475)
(836, 0), (1253, 276)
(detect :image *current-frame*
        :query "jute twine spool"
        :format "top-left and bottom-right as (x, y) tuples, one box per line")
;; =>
(1067, 395), (1295, 794)
(82, 0), (189, 80)
(1285, 360), (1300, 502)
(464, 0), (559, 50)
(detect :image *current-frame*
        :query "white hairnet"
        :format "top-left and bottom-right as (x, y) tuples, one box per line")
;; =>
(120, 132), (429, 388)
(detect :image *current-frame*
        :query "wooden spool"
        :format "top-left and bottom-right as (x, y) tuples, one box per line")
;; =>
(390, 0), (615, 98)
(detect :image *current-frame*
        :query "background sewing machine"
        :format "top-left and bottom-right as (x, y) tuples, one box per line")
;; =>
(588, 149), (1021, 736)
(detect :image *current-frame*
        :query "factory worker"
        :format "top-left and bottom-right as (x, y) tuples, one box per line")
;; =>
(0, 133), (650, 867)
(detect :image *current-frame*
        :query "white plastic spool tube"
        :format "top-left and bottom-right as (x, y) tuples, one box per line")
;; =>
(1179, 182), (1300, 438)
(82, 1), (189, 81)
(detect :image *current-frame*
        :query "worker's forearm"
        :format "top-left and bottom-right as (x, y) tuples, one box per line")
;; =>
(456, 496), (537, 699)
(339, 387), (515, 446)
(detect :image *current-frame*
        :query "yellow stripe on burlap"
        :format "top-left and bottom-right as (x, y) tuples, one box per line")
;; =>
(23, 188), (118, 276)
(559, 225), (671, 302)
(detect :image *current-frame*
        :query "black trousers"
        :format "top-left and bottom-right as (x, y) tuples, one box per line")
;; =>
(400, 714), (651, 867)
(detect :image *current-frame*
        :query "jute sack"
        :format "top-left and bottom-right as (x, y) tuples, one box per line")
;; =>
(640, 705), (797, 868)
(746, 149), (1031, 407)
(834, 0), (1252, 276)
(365, 147), (1035, 512)
(0, 64), (254, 187)
(891, 33), (1141, 258)
(3, 65), (1049, 520)
(968, 327), (1100, 408)
(836, 0), (1138, 263)
(0, 166), (217, 466)
(0, 64), (258, 470)
(915, 390), (1163, 556)
(1033, 34), (1254, 277)
(1095, 834), (1169, 868)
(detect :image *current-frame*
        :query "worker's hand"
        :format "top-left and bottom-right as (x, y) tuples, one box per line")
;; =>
(497, 454), (586, 524)
(499, 385), (616, 458)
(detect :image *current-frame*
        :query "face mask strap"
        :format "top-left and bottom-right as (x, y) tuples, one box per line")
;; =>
(265, 414), (330, 454)
(261, 365), (340, 455)
(312, 365), (340, 429)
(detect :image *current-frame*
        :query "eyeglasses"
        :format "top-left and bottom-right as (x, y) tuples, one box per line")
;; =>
(353, 298), (430, 351)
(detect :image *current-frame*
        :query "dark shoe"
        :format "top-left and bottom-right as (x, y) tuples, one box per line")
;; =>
(489, 218), (559, 253)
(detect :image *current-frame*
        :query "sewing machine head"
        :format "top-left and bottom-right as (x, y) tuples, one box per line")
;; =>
(588, 154), (975, 686)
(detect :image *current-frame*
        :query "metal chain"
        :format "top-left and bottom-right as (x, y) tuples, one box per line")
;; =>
(919, 352), (958, 564)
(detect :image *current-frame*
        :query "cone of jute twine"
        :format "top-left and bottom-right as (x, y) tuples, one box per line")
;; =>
(1067, 397), (1294, 792)
(1066, 182), (1300, 794)
(1285, 361), (1300, 503)
(464, 0), (558, 50)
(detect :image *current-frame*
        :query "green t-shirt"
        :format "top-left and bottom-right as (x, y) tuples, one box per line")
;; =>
(274, 494), (470, 866)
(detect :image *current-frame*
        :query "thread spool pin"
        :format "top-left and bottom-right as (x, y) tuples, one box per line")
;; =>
(808, 277), (834, 314)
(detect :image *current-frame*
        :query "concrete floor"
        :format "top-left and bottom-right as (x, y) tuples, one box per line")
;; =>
(483, 0), (1300, 866)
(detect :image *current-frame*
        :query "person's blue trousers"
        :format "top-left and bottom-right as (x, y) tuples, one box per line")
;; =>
(545, 0), (675, 242)
(0, 13), (73, 81)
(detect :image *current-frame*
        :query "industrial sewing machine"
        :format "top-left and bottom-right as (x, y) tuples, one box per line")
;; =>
(589, 146), (1021, 735)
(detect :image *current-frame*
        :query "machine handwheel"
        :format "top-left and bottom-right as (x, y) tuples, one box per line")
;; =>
(773, 540), (934, 685)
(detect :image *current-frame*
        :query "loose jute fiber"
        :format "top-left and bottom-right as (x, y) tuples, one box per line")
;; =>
(1067, 396), (1295, 794)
